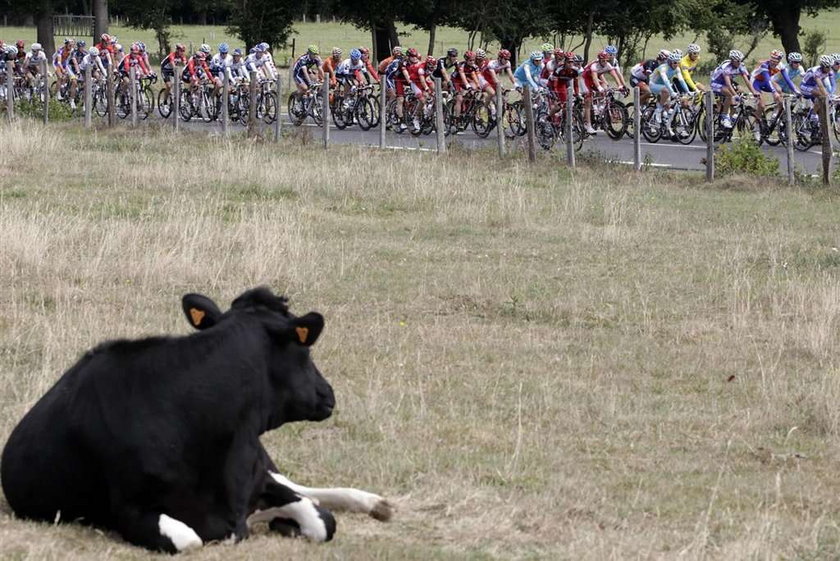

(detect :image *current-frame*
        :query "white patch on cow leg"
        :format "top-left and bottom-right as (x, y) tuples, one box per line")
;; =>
(269, 471), (394, 521)
(248, 497), (327, 542)
(158, 514), (203, 551)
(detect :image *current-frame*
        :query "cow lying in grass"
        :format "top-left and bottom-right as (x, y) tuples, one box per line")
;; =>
(1, 287), (392, 553)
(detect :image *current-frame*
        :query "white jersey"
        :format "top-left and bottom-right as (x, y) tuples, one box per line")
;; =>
(79, 53), (105, 74)
(211, 53), (231, 75)
(336, 58), (366, 76)
(25, 51), (47, 68)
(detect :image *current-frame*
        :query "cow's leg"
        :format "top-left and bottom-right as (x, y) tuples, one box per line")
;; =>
(268, 471), (394, 521)
(248, 477), (336, 542)
(114, 507), (203, 553)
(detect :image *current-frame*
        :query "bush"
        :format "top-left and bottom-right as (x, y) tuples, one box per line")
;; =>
(715, 136), (779, 177)
(802, 29), (827, 67)
(14, 98), (76, 122)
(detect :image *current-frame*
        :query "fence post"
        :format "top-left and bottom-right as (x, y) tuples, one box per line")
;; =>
(322, 79), (330, 149)
(496, 85), (504, 157)
(633, 86), (641, 171)
(106, 61), (115, 127)
(83, 64), (92, 128)
(221, 71), (229, 136)
(173, 65), (181, 131)
(5, 61), (13, 122)
(129, 64), (137, 126)
(274, 75), (281, 142)
(565, 89), (575, 168)
(705, 90), (714, 183)
(248, 70), (258, 138)
(379, 75), (386, 148)
(523, 85), (536, 163)
(41, 60), (49, 124)
(820, 94), (832, 186)
(434, 77), (446, 154)
(785, 96), (795, 185)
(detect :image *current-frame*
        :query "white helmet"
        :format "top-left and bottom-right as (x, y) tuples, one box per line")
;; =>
(787, 52), (802, 63)
(31, 42), (42, 51)
(819, 54), (833, 67)
(687, 43), (700, 54)
(200, 43), (211, 54)
(667, 52), (681, 62)
(729, 49), (744, 61)
(832, 53), (840, 64)
(88, 46), (99, 56)
(671, 49), (683, 58)
(116, 43), (123, 52)
(657, 49), (671, 60)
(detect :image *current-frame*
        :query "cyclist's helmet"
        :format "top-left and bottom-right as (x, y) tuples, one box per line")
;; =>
(88, 46), (99, 56)
(529, 51), (542, 62)
(350, 48), (361, 60)
(565, 51), (577, 62)
(729, 49), (744, 61)
(605, 45), (618, 55)
(31, 43), (42, 51)
(64, 37), (72, 45)
(77, 39), (86, 48)
(392, 46), (402, 56)
(359, 47), (370, 56)
(541, 42), (553, 53)
(687, 43), (701, 54)
(476, 48), (486, 59)
(407, 47), (419, 58)
(331, 46), (342, 57)
(464, 50), (476, 61)
(819, 54), (833, 67)
(787, 51), (802, 63)
(425, 55), (436, 68)
(200, 43), (211, 54)
(110, 36), (118, 44)
(447, 47), (458, 57)
(668, 51), (681, 62)
(832, 53), (840, 64)
(498, 49), (511, 60)
(307, 44), (319, 55)
(130, 43), (140, 54)
(553, 47), (565, 57)
(16, 40), (24, 48)
(218, 43), (229, 54)
(597, 50), (609, 61)
(658, 49), (671, 59)
(175, 43), (186, 51)
(196, 52), (206, 61)
(573, 54), (584, 64)
(233, 48), (242, 56)
(100, 33), (110, 43)
(258, 42), (270, 51)
(769, 49), (783, 60)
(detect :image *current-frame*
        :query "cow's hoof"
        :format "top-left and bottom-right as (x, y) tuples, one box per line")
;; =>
(268, 517), (301, 538)
(370, 499), (394, 522)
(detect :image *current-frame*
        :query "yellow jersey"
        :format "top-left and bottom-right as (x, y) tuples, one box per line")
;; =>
(679, 54), (700, 91)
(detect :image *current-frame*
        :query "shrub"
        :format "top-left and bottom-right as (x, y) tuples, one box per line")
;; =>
(715, 136), (779, 177)
(802, 29), (827, 67)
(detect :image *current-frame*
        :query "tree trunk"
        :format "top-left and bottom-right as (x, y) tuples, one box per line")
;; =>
(769, 5), (801, 54)
(500, 37), (521, 68)
(387, 20), (399, 49)
(93, 0), (108, 42)
(427, 22), (436, 56)
(373, 25), (390, 63)
(582, 10), (595, 63)
(36, 2), (55, 60)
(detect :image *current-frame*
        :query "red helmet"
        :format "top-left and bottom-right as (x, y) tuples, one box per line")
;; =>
(464, 50), (476, 61)
(597, 50), (609, 60)
(16, 39), (24, 49)
(498, 49), (511, 60)
(425, 55), (437, 67)
(554, 48), (565, 57)
(175, 43), (186, 51)
(101, 33), (111, 43)
(359, 47), (369, 55)
(195, 52), (206, 61)
(565, 52), (577, 62)
(130, 43), (140, 54)
(407, 47), (419, 58)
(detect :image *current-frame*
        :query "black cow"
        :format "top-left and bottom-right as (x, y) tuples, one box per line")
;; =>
(1, 287), (392, 553)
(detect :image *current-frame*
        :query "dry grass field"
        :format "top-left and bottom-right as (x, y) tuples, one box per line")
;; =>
(2, 121), (840, 560)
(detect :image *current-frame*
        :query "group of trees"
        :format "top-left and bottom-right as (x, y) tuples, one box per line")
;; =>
(0, 0), (836, 64)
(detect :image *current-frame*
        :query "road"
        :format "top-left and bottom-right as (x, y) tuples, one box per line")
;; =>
(168, 109), (833, 175)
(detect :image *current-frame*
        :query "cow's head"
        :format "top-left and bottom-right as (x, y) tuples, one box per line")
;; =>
(181, 288), (336, 428)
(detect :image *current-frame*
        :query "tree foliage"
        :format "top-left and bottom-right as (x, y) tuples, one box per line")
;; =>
(227, 0), (297, 50)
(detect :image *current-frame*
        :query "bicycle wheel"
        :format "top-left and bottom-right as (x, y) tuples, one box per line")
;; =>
(536, 115), (556, 150)
(368, 94), (381, 128)
(179, 90), (194, 122)
(157, 89), (172, 118)
(93, 88), (108, 117)
(116, 92), (129, 119)
(332, 95), (348, 129)
(833, 103), (840, 143)
(673, 107), (697, 145)
(356, 97), (375, 130)
(792, 113), (815, 152)
(309, 94), (324, 126)
(762, 107), (784, 147)
(732, 107), (760, 143)
(640, 105), (661, 143)
(504, 101), (523, 138)
(604, 100), (628, 140)
(262, 91), (277, 124)
(472, 104), (494, 138)
(139, 87), (152, 120)
(287, 93), (305, 126)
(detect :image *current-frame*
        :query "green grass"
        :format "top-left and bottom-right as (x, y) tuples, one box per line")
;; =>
(2, 121), (840, 559)
(2, 10), (838, 67)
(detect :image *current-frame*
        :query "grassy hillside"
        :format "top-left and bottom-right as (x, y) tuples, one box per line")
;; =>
(2, 121), (840, 559)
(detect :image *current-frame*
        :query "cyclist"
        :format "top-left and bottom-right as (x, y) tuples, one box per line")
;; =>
(649, 51), (690, 138)
(770, 52), (803, 96)
(549, 51), (582, 122)
(358, 47), (379, 83)
(829, 53), (840, 94)
(407, 55), (435, 131)
(540, 43), (553, 65)
(118, 43), (154, 100)
(335, 48), (369, 102)
(383, 49), (409, 131)
(432, 47), (459, 89)
(710, 49), (759, 129)
(514, 50), (543, 91)
(256, 42), (278, 81)
(53, 38), (75, 100)
(211, 43), (231, 93)
(291, 45), (324, 103)
(227, 48), (249, 84)
(679, 44), (704, 93)
(800, 55), (833, 122)
(322, 47), (342, 88)
(451, 50), (481, 125)
(94, 34), (114, 58)
(113, 43), (125, 68)
(22, 43), (47, 89)
(378, 46), (403, 75)
(182, 51), (213, 98)
(582, 50), (626, 134)
(78, 46), (105, 81)
(480, 49), (514, 118)
(160, 44), (187, 98)
(14, 40), (26, 75)
(603, 45), (627, 91)
(751, 50), (786, 123)
(630, 50), (670, 106)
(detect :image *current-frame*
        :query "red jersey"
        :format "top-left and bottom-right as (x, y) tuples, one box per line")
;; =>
(119, 53), (151, 75)
(185, 56), (211, 79)
(407, 61), (426, 85)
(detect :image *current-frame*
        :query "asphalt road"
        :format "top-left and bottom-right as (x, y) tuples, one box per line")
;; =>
(159, 109), (833, 175)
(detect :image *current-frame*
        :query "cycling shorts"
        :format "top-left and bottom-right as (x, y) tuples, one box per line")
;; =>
(293, 67), (312, 86)
(752, 80), (776, 94)
(649, 82), (673, 95)
(629, 75), (648, 87)
(799, 84), (817, 100)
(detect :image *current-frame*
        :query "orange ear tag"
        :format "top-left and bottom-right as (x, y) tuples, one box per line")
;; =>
(295, 326), (309, 343)
(190, 308), (205, 327)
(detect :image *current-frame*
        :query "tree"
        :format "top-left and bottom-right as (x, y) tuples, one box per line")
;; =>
(111, 0), (172, 56)
(330, 0), (401, 61)
(227, 0), (297, 51)
(735, 0), (840, 54)
(93, 0), (108, 41)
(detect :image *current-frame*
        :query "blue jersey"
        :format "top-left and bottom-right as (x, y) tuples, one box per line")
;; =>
(513, 59), (542, 89)
(770, 63), (802, 94)
(651, 62), (687, 91)
(293, 53), (321, 74)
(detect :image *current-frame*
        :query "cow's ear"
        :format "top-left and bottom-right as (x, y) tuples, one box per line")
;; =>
(182, 293), (223, 330)
(290, 312), (324, 346)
